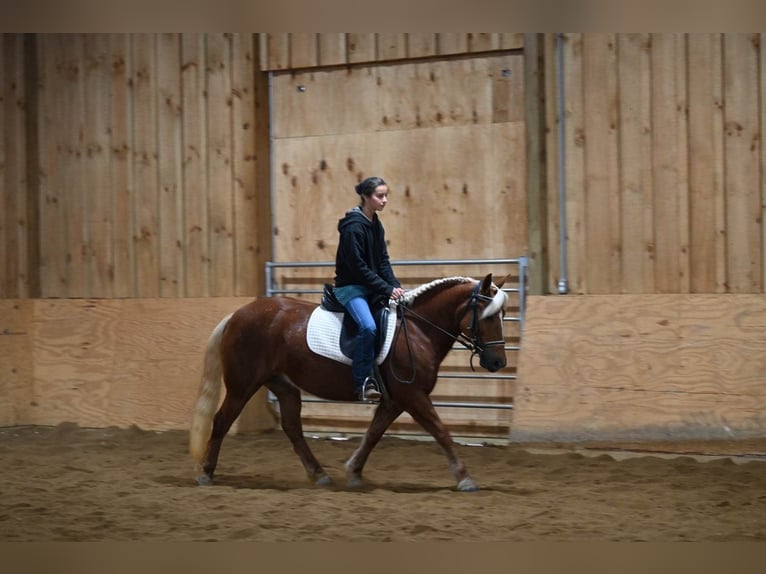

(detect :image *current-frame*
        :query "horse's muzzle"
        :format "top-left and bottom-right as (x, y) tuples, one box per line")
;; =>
(480, 352), (507, 373)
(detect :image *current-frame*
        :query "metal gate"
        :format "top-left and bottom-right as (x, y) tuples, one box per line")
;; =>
(264, 257), (527, 439)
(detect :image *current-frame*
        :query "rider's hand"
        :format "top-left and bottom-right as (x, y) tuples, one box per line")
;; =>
(390, 287), (405, 301)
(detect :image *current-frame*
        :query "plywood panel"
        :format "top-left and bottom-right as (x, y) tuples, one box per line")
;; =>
(514, 294), (766, 442)
(273, 123), (527, 267)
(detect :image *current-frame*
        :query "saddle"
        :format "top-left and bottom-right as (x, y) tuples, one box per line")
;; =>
(319, 284), (391, 360)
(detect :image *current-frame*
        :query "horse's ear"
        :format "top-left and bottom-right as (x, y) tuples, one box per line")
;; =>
(494, 274), (510, 289)
(480, 273), (494, 294)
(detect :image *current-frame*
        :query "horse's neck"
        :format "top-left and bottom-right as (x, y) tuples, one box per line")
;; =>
(409, 286), (467, 345)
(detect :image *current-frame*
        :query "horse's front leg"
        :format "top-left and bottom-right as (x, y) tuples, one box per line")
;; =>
(345, 399), (404, 488)
(404, 392), (479, 491)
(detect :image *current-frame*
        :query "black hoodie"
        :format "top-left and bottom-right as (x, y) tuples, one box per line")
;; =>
(334, 207), (400, 301)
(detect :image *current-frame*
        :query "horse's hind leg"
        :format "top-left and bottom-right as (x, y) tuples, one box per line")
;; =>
(266, 375), (333, 487)
(345, 399), (404, 488)
(198, 387), (256, 485)
(405, 393), (479, 491)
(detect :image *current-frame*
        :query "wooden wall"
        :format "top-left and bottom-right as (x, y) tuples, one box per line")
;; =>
(1, 33), (270, 299)
(514, 294), (766, 442)
(543, 33), (766, 295)
(259, 33), (524, 70)
(0, 297), (277, 431)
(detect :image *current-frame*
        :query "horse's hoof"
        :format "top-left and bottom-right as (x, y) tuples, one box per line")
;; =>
(315, 475), (334, 487)
(347, 476), (364, 489)
(457, 478), (479, 492)
(196, 474), (213, 486)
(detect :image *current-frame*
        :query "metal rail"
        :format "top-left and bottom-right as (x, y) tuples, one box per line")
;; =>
(264, 257), (527, 413)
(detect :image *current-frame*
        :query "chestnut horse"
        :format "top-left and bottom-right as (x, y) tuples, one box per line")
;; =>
(189, 273), (509, 491)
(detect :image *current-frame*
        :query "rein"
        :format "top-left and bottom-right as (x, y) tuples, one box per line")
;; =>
(390, 282), (505, 383)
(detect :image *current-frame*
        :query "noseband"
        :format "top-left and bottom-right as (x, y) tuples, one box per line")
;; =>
(391, 282), (505, 382)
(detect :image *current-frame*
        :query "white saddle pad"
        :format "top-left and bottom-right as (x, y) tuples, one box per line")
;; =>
(306, 303), (397, 365)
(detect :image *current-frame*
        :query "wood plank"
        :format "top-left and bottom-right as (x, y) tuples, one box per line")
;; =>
(436, 33), (468, 55)
(264, 33), (289, 70)
(132, 33), (160, 297)
(651, 33), (684, 293)
(289, 33), (317, 69)
(617, 34), (653, 294)
(23, 34), (41, 298)
(543, 34), (559, 295)
(499, 33), (524, 50)
(688, 34), (726, 293)
(377, 33), (407, 60)
(723, 33), (761, 293)
(231, 33), (258, 296)
(36, 35), (68, 297)
(181, 34), (209, 297)
(347, 33), (375, 63)
(514, 294), (766, 442)
(562, 34), (586, 294)
(1, 35), (27, 298)
(206, 33), (235, 296)
(62, 34), (88, 296)
(406, 33), (436, 58)
(109, 34), (134, 297)
(83, 34), (113, 297)
(583, 34), (619, 293)
(157, 33), (184, 297)
(318, 33), (346, 66)
(469, 33), (500, 52)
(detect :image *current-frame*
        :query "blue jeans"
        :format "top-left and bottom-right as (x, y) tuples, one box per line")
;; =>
(343, 296), (377, 390)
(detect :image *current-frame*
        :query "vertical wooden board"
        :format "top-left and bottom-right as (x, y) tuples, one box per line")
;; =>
(562, 34), (587, 294)
(651, 33), (684, 293)
(132, 34), (160, 297)
(36, 35), (68, 297)
(1, 35), (26, 298)
(231, 33), (258, 296)
(491, 53), (524, 123)
(723, 33), (761, 293)
(30, 299), (122, 427)
(499, 33), (524, 50)
(543, 34), (560, 294)
(263, 33), (289, 70)
(63, 35), (88, 297)
(687, 34), (725, 293)
(377, 33), (407, 60)
(181, 34), (209, 297)
(206, 33), (235, 296)
(318, 33), (346, 66)
(109, 34), (134, 297)
(289, 33), (317, 68)
(583, 34), (619, 294)
(436, 33), (468, 55)
(617, 34), (654, 294)
(157, 33), (184, 297)
(0, 300), (33, 426)
(762, 33), (766, 293)
(347, 33), (376, 63)
(469, 33), (500, 52)
(406, 33), (436, 58)
(83, 34), (114, 298)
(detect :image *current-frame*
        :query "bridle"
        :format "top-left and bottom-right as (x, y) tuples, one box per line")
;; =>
(390, 282), (506, 383)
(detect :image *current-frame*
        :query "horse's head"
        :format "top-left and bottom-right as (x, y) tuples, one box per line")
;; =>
(458, 273), (509, 372)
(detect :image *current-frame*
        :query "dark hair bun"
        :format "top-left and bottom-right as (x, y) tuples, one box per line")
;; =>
(355, 176), (386, 196)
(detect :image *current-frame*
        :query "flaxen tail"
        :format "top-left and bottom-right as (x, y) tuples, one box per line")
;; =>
(189, 313), (233, 463)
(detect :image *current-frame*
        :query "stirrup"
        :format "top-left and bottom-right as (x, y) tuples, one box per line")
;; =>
(356, 377), (381, 403)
